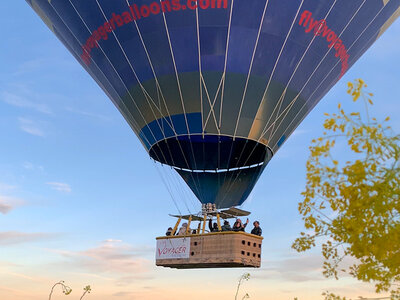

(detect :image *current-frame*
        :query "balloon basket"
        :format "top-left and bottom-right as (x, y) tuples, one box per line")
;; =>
(155, 231), (263, 269)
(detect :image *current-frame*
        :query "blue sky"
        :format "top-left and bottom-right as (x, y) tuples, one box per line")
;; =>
(1, 2), (400, 300)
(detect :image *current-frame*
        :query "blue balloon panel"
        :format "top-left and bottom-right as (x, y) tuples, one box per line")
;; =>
(26, 0), (400, 208)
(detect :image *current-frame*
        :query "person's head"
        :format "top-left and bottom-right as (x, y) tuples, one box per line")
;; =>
(234, 219), (242, 227)
(213, 222), (218, 229)
(182, 223), (187, 228)
(224, 220), (229, 225)
(167, 227), (173, 231)
(253, 221), (260, 228)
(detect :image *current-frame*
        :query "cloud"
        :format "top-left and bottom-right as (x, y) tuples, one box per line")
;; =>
(6, 271), (44, 283)
(56, 240), (153, 285)
(0, 203), (13, 214)
(65, 107), (110, 121)
(253, 254), (325, 282)
(12, 57), (76, 77)
(74, 240), (152, 274)
(115, 274), (154, 286)
(46, 182), (71, 193)
(22, 162), (44, 171)
(1, 91), (52, 114)
(112, 289), (154, 297)
(18, 118), (45, 137)
(292, 128), (310, 136)
(12, 58), (48, 76)
(0, 231), (56, 246)
(112, 291), (136, 297)
(0, 195), (22, 214)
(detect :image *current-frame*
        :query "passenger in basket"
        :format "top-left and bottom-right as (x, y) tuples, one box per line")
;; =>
(165, 227), (173, 236)
(221, 220), (232, 231)
(208, 218), (219, 232)
(177, 223), (188, 235)
(251, 221), (262, 236)
(232, 218), (249, 232)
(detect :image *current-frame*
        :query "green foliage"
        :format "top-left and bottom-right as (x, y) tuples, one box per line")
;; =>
(292, 79), (400, 299)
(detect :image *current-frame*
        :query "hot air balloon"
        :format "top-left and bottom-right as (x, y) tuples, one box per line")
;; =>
(27, 0), (400, 268)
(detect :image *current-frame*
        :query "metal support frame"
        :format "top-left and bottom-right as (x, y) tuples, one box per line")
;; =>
(202, 214), (207, 234)
(171, 217), (182, 235)
(216, 213), (222, 231)
(185, 215), (192, 235)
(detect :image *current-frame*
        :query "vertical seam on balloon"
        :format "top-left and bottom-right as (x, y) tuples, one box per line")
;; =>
(202, 0), (235, 134)
(131, 23), (172, 129)
(263, 0), (339, 140)
(218, 0), (235, 130)
(232, 0), (270, 139)
(221, 0), (306, 203)
(247, 0), (305, 144)
(99, 0), (194, 188)
(94, 0), (175, 144)
(128, 20), (184, 168)
(103, 0), (197, 211)
(49, 1), (184, 215)
(66, 0), (172, 164)
(48, 1), (152, 149)
(216, 0), (235, 186)
(160, 5), (203, 173)
(219, 0), (270, 208)
(159, 4), (190, 136)
(194, 7), (214, 205)
(263, 0), (354, 141)
(197, 0), (232, 135)
(274, 0), (384, 153)
(159, 3), (206, 202)
(266, 0), (368, 146)
(159, 2), (201, 169)
(266, 0), (368, 143)
(229, 0), (369, 197)
(195, 5), (204, 136)
(125, 0), (180, 141)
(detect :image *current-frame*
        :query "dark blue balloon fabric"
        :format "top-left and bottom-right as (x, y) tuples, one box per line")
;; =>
(27, 0), (400, 208)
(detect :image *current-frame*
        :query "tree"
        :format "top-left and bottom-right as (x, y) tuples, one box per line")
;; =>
(292, 79), (400, 299)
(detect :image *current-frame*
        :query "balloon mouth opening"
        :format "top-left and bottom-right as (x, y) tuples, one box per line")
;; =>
(148, 134), (273, 171)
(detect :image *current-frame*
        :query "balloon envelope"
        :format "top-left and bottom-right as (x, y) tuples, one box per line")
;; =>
(27, 0), (400, 208)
